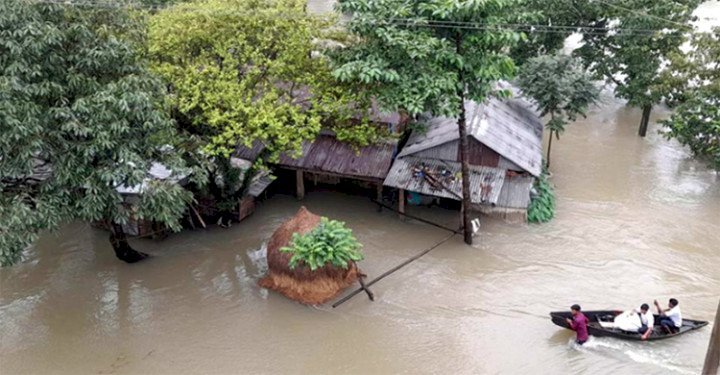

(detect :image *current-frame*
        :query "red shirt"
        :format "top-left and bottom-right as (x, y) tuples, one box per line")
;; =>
(570, 313), (589, 342)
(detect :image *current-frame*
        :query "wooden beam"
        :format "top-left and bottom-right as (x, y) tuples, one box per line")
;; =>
(280, 167), (383, 183)
(189, 204), (206, 229)
(296, 170), (305, 200)
(398, 189), (405, 218)
(703, 299), (720, 375)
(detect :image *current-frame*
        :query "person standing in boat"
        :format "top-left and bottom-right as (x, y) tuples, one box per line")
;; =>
(566, 304), (589, 344)
(654, 298), (682, 333)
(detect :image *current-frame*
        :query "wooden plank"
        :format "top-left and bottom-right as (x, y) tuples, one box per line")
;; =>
(703, 299), (720, 375)
(296, 170), (305, 200)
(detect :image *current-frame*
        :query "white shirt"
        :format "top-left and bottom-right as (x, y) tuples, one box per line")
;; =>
(666, 305), (682, 327)
(638, 309), (654, 328)
(613, 309), (655, 332)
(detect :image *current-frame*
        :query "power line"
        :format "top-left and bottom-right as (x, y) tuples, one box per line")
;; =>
(26, 0), (698, 36)
(593, 0), (694, 30)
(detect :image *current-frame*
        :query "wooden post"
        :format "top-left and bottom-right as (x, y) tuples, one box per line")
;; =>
(703, 299), (720, 375)
(398, 189), (405, 218)
(296, 170), (305, 200)
(376, 184), (383, 212)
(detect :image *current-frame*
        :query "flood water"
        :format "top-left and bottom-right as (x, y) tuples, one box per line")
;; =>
(2, 4), (720, 375)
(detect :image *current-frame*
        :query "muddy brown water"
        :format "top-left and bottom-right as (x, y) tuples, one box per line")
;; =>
(2, 4), (720, 374)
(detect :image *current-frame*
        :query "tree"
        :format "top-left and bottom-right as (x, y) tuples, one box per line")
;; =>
(517, 54), (599, 167)
(0, 1), (204, 266)
(147, 0), (384, 224)
(662, 27), (720, 171)
(573, 0), (702, 137)
(147, 0), (377, 160)
(509, 0), (585, 66)
(331, 0), (523, 244)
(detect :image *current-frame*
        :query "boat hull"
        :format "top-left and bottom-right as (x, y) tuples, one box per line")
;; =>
(550, 310), (708, 341)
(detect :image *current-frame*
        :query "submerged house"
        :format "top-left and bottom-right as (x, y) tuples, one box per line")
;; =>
(383, 96), (543, 222)
(237, 131), (399, 200)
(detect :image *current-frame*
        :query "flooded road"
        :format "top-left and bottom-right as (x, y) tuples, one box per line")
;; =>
(2, 4), (720, 374)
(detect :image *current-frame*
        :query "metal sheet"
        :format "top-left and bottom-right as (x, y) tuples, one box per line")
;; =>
(383, 156), (506, 204)
(396, 92), (543, 177)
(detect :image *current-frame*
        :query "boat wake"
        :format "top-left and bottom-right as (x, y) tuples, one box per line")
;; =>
(569, 337), (695, 374)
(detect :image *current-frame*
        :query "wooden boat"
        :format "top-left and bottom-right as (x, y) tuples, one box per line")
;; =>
(550, 310), (708, 341)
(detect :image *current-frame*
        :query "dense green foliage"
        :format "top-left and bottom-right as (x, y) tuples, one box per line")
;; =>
(573, 0), (702, 135)
(332, 0), (524, 117)
(662, 86), (720, 171)
(281, 217), (363, 271)
(148, 0), (379, 160)
(662, 28), (720, 170)
(0, 0), (204, 265)
(527, 168), (555, 223)
(509, 0), (580, 65)
(332, 0), (527, 244)
(517, 54), (599, 167)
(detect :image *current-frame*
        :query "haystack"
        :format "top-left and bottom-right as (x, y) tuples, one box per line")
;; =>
(259, 206), (360, 304)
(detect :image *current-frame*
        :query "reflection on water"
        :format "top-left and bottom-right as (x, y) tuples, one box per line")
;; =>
(2, 3), (720, 374)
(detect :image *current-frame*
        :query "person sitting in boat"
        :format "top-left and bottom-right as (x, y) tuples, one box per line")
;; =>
(655, 298), (682, 333)
(613, 304), (654, 340)
(565, 304), (589, 345)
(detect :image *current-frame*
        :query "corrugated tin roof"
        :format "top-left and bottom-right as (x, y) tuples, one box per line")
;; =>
(236, 135), (398, 181)
(247, 172), (275, 197)
(279, 135), (397, 180)
(494, 174), (534, 209)
(234, 140), (266, 161)
(116, 162), (186, 195)
(383, 156), (506, 205)
(398, 96), (543, 176)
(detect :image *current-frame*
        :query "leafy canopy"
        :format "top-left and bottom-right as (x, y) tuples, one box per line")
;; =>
(280, 217), (363, 271)
(574, 0), (702, 108)
(508, 0), (582, 66)
(331, 0), (525, 118)
(517, 54), (599, 138)
(662, 27), (720, 171)
(0, 1), (203, 265)
(148, 0), (378, 159)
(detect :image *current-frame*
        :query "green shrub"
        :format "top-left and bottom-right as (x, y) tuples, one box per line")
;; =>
(280, 217), (363, 271)
(527, 169), (556, 223)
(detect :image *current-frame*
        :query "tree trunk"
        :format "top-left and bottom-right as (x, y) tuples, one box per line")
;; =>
(638, 104), (652, 137)
(546, 129), (554, 168)
(109, 223), (149, 263)
(455, 34), (472, 245)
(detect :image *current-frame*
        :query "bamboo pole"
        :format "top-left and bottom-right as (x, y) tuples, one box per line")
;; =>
(332, 232), (456, 308)
(702, 299), (720, 375)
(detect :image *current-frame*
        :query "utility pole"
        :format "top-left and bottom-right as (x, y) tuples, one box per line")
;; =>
(455, 32), (472, 245)
(702, 299), (720, 375)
